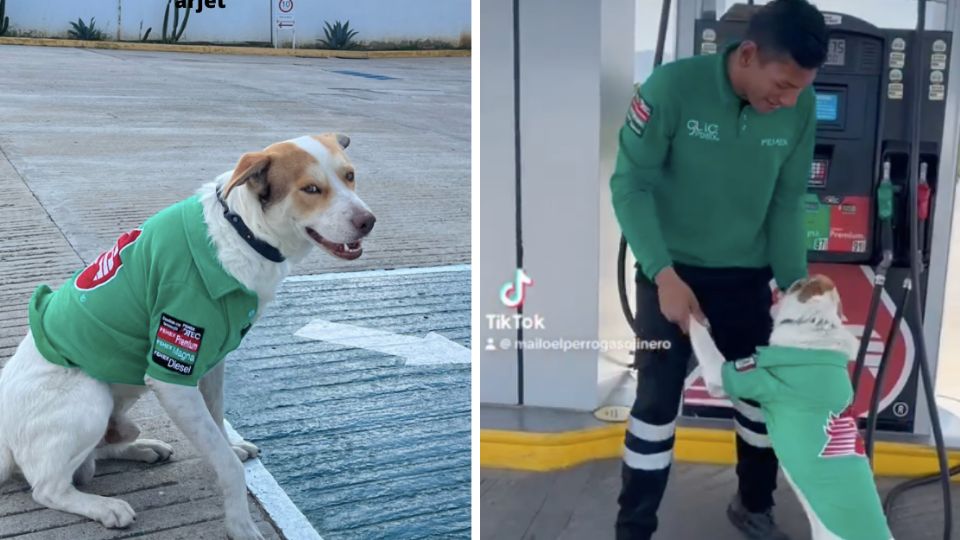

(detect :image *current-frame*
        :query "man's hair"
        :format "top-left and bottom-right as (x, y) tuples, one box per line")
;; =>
(746, 0), (828, 69)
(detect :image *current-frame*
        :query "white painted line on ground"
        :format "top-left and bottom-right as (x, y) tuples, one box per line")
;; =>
(295, 319), (470, 365)
(284, 263), (470, 282)
(224, 420), (323, 540)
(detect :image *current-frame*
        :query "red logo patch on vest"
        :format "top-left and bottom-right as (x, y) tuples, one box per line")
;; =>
(819, 405), (866, 458)
(75, 229), (142, 291)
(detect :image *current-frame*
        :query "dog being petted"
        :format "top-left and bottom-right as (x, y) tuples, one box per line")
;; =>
(690, 276), (892, 540)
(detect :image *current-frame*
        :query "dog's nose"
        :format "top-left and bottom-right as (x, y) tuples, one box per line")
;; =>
(353, 212), (376, 235)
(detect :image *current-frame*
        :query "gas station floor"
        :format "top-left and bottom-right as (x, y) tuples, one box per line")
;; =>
(480, 460), (960, 540)
(0, 45), (469, 538)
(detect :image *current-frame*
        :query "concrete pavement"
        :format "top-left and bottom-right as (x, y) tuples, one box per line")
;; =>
(0, 45), (469, 539)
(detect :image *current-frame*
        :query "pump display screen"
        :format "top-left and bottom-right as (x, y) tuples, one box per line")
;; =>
(816, 93), (840, 122)
(825, 38), (846, 66)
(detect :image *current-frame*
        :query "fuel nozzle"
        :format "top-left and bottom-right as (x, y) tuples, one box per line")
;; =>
(918, 161), (931, 222)
(878, 160), (894, 272)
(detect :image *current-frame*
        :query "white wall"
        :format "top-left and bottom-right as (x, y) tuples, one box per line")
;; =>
(478, 0), (519, 406)
(120, 0), (270, 43)
(6, 0), (119, 38)
(293, 0), (469, 44)
(3, 0), (470, 45)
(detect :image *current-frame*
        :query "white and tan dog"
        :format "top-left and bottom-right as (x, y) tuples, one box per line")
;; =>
(690, 275), (892, 539)
(691, 274), (856, 399)
(0, 134), (375, 539)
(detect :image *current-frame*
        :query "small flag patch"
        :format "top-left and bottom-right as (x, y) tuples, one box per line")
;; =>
(626, 93), (653, 136)
(734, 357), (757, 372)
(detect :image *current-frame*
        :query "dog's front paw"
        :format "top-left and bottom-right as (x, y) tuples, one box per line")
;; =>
(226, 516), (265, 540)
(700, 365), (726, 398)
(231, 439), (260, 462)
(121, 439), (174, 463)
(706, 382), (728, 399)
(91, 496), (136, 528)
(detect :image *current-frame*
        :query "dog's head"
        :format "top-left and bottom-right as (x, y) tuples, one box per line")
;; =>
(222, 134), (376, 261)
(772, 274), (845, 327)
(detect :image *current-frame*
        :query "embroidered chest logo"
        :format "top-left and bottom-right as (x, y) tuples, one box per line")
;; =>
(152, 313), (205, 376)
(761, 138), (789, 147)
(75, 229), (142, 291)
(687, 119), (720, 141)
(819, 405), (866, 458)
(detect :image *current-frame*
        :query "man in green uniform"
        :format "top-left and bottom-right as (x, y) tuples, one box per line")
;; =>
(610, 1), (828, 538)
(29, 195), (259, 388)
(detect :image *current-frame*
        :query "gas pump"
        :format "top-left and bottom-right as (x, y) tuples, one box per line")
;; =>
(688, 3), (952, 438)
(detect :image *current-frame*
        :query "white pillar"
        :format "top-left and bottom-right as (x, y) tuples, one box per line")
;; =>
(480, 0), (636, 411)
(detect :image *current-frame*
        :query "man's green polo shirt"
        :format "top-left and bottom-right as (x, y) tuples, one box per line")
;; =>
(28, 196), (260, 386)
(611, 42), (815, 289)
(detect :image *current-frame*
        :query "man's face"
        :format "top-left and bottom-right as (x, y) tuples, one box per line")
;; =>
(738, 42), (818, 114)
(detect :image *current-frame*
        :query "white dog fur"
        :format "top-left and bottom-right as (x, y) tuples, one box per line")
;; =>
(0, 134), (374, 540)
(690, 275), (858, 399)
(689, 275), (868, 540)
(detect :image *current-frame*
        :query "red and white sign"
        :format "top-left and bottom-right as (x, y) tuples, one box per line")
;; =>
(75, 229), (142, 291)
(276, 0), (295, 29)
(684, 263), (914, 420)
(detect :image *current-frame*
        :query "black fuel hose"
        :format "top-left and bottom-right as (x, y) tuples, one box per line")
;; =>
(864, 278), (911, 463)
(870, 2), (953, 538)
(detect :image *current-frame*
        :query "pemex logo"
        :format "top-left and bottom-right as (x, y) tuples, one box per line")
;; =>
(75, 229), (142, 291)
(819, 405), (866, 458)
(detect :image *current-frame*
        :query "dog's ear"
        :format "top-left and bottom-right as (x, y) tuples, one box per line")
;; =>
(797, 274), (837, 303)
(786, 278), (807, 295)
(223, 151), (272, 200)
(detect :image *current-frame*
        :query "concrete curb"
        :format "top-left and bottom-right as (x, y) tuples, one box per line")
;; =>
(481, 424), (960, 478)
(0, 37), (471, 58)
(284, 263), (471, 282)
(224, 421), (324, 540)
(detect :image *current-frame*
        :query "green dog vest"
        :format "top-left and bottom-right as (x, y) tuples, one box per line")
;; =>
(723, 345), (892, 539)
(29, 196), (259, 386)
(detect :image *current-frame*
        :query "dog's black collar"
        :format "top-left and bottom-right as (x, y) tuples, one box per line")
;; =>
(215, 188), (285, 263)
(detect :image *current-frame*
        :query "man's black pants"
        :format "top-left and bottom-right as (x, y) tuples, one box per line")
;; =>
(615, 264), (779, 540)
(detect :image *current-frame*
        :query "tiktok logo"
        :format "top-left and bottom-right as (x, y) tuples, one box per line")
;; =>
(500, 268), (533, 308)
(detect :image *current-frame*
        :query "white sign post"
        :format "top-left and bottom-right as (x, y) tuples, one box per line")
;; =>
(274, 0), (296, 49)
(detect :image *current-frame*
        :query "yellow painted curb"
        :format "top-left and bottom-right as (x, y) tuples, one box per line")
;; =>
(0, 37), (470, 58)
(481, 425), (960, 478)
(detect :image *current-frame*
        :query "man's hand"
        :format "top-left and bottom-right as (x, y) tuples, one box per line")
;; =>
(655, 267), (706, 334)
